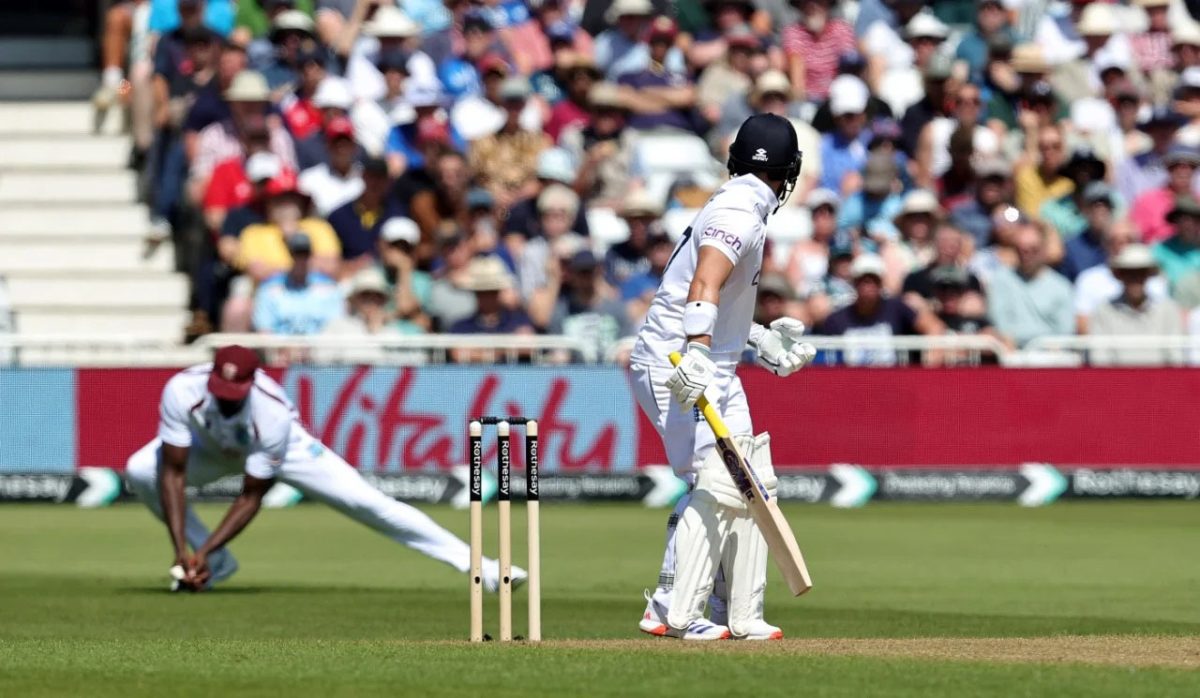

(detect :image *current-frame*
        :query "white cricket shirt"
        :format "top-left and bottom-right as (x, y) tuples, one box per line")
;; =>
(630, 174), (777, 366)
(157, 364), (315, 479)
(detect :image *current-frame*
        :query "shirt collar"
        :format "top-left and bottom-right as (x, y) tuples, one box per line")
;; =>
(725, 174), (780, 222)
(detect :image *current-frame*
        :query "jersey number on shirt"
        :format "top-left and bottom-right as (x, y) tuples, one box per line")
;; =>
(665, 226), (692, 272)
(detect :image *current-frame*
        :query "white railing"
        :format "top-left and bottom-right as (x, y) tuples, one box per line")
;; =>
(1024, 335), (1200, 367)
(0, 333), (590, 367)
(802, 335), (1011, 366)
(2, 332), (1199, 368)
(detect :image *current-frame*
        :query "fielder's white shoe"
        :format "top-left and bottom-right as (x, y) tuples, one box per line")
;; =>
(709, 601), (784, 640)
(481, 560), (528, 593)
(638, 591), (732, 640)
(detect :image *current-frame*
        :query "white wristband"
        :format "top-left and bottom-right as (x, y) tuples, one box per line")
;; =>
(682, 300), (718, 338)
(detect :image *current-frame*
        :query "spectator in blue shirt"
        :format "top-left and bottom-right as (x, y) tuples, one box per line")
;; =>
(955, 0), (1013, 85)
(149, 0), (235, 37)
(819, 75), (871, 193)
(385, 82), (466, 177)
(948, 155), (1012, 248)
(1059, 183), (1116, 282)
(253, 233), (345, 335)
(839, 151), (903, 243)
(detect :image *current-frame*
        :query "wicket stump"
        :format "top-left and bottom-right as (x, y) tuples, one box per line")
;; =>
(469, 417), (540, 642)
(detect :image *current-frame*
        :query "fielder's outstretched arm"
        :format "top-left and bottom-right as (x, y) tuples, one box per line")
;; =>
(187, 474), (275, 586)
(159, 443), (192, 569)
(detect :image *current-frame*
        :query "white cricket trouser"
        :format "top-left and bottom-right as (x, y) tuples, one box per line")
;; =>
(629, 361), (753, 615)
(125, 438), (474, 573)
(628, 361), (752, 480)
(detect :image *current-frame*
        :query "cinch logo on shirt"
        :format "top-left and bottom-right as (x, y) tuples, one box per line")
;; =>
(701, 226), (742, 252)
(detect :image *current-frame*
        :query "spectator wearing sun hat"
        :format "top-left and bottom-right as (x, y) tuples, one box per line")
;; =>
(342, 5), (436, 103)
(595, 0), (684, 80)
(605, 190), (665, 287)
(322, 265), (427, 340)
(256, 8), (318, 89)
(191, 70), (298, 201)
(1074, 219), (1170, 330)
(881, 189), (942, 294)
(448, 256), (535, 362)
(1088, 243), (1185, 366)
(562, 81), (634, 208)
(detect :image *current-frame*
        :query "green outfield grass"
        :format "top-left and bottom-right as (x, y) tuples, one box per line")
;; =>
(0, 502), (1197, 696)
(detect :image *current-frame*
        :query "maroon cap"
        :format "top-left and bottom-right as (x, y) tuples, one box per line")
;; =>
(208, 345), (260, 401)
(646, 17), (678, 42)
(324, 115), (355, 141)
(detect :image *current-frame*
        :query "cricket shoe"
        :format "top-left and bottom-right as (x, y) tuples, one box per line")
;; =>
(638, 591), (731, 640)
(709, 604), (783, 640)
(481, 560), (528, 593)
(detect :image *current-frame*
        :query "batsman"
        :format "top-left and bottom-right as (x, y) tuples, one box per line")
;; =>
(629, 113), (816, 640)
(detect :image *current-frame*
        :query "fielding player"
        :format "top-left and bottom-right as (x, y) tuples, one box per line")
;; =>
(126, 345), (524, 592)
(629, 113), (816, 640)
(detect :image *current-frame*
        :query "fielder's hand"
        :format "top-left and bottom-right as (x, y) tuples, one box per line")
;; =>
(666, 343), (717, 410)
(754, 318), (816, 377)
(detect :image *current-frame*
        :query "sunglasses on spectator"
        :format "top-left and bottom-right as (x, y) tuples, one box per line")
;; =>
(1038, 140), (1063, 152)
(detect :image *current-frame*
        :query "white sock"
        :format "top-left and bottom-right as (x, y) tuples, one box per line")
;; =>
(102, 66), (125, 89)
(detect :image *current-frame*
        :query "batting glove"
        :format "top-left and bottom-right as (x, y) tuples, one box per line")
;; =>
(752, 318), (817, 377)
(666, 342), (718, 410)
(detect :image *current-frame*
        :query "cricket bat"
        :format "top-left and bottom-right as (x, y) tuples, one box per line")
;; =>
(669, 352), (813, 596)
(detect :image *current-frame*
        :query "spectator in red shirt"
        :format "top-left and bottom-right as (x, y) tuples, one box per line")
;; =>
(544, 54), (599, 144)
(1131, 144), (1200, 244)
(782, 0), (855, 102)
(202, 123), (272, 233)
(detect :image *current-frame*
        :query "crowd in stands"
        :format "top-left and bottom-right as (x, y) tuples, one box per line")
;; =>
(89, 0), (1200, 365)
